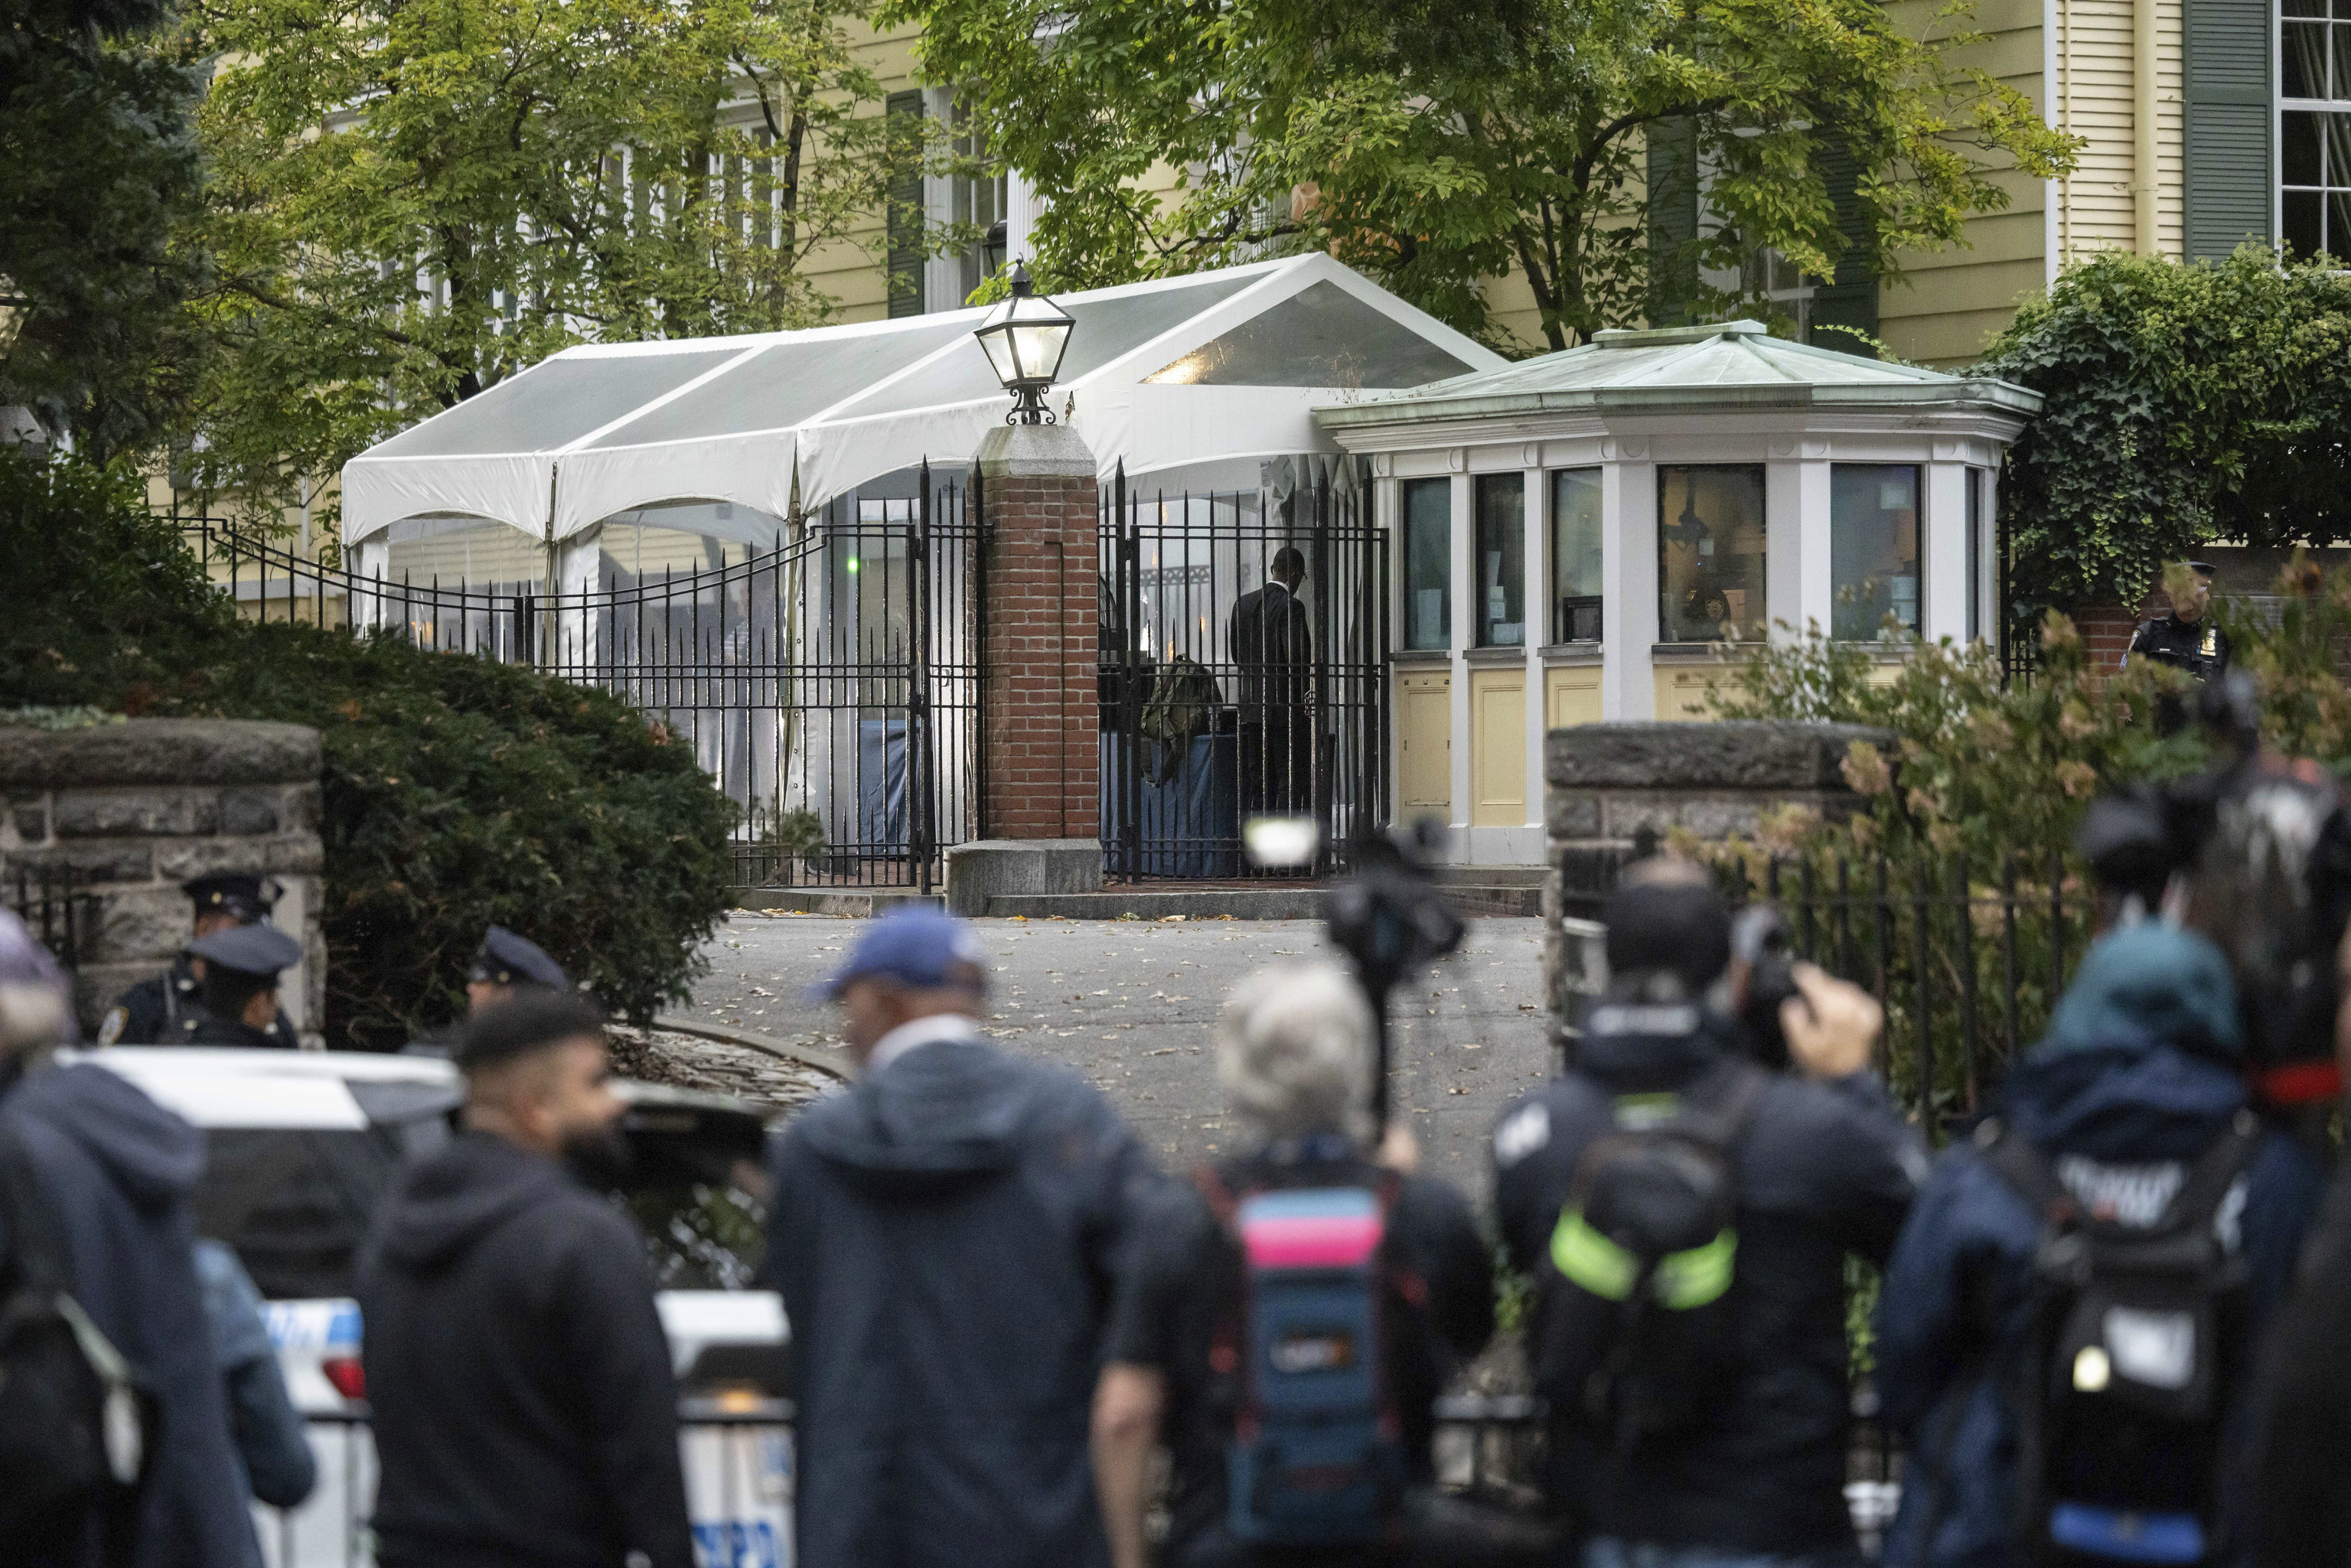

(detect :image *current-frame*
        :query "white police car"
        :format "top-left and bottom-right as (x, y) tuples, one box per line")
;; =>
(69, 1047), (792, 1568)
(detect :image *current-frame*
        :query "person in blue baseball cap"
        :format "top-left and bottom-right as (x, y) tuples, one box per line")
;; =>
(761, 905), (1162, 1568)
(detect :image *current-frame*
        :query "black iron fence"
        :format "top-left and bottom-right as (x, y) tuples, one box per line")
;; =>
(181, 466), (980, 893)
(1717, 849), (2092, 1129)
(2, 861), (97, 974)
(1097, 464), (1387, 881)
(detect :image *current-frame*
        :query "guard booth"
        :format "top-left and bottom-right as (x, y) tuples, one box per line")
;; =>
(1314, 319), (2039, 867)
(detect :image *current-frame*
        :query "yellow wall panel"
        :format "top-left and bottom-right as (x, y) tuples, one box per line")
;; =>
(1469, 667), (1527, 827)
(1397, 670), (1452, 813)
(1653, 662), (1745, 721)
(1545, 664), (1602, 730)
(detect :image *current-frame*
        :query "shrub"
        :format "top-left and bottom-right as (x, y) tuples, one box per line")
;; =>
(0, 456), (736, 1048)
(1978, 245), (2351, 618)
(1710, 574), (2351, 1117)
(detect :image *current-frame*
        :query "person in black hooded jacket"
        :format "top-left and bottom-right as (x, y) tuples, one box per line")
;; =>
(761, 906), (1159, 1568)
(357, 991), (691, 1568)
(0, 911), (255, 1568)
(1490, 864), (1924, 1567)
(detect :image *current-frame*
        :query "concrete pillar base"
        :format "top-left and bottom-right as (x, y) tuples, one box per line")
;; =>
(944, 838), (1104, 918)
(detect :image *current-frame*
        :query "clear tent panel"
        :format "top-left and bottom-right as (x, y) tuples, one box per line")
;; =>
(585, 318), (976, 449)
(367, 349), (749, 458)
(1145, 281), (1480, 388)
(826, 272), (1261, 422)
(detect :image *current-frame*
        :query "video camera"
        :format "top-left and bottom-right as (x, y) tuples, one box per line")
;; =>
(1323, 820), (1466, 1130)
(1728, 904), (1802, 1071)
(2080, 671), (2351, 1107)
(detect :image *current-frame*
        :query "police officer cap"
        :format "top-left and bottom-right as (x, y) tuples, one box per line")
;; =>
(2185, 560), (2216, 577)
(183, 873), (276, 923)
(186, 922), (302, 980)
(468, 926), (568, 992)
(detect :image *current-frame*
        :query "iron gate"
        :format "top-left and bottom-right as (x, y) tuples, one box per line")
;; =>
(1097, 463), (1388, 881)
(182, 465), (980, 892)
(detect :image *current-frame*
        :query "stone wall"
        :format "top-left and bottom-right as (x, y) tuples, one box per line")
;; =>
(0, 720), (325, 1038)
(1541, 721), (1887, 1048)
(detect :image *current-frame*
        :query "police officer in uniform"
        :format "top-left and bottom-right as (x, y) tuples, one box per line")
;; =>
(182, 924), (305, 1049)
(98, 873), (295, 1045)
(2124, 559), (2229, 679)
(466, 927), (569, 1016)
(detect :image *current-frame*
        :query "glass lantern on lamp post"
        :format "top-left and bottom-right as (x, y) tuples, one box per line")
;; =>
(973, 262), (1074, 426)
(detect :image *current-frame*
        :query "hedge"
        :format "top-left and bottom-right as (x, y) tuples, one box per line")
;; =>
(0, 457), (736, 1048)
(1978, 245), (2351, 617)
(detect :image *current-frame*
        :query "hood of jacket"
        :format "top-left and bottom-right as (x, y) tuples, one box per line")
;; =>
(371, 1130), (573, 1273)
(795, 1036), (1046, 1197)
(2005, 924), (2247, 1160)
(11, 1060), (203, 1212)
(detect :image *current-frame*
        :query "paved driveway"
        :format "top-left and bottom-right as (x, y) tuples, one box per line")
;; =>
(677, 911), (1554, 1200)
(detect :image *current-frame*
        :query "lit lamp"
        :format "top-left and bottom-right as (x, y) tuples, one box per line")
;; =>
(973, 262), (1074, 426)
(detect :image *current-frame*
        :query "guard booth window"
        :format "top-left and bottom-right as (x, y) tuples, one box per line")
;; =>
(1830, 464), (1922, 641)
(1404, 478), (1451, 650)
(1551, 468), (1602, 643)
(1658, 465), (1766, 642)
(1475, 474), (1525, 647)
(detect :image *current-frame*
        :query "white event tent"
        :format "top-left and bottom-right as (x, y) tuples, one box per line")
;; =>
(339, 253), (1502, 573)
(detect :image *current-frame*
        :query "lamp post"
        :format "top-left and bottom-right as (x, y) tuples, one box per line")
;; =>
(973, 262), (1074, 426)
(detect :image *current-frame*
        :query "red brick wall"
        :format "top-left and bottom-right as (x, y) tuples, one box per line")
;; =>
(976, 471), (1099, 839)
(2066, 589), (2167, 685)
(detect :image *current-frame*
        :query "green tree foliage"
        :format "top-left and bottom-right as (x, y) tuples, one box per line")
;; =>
(1978, 246), (2351, 615)
(0, 0), (207, 456)
(187, 0), (970, 532)
(0, 458), (736, 1048)
(897, 0), (2077, 350)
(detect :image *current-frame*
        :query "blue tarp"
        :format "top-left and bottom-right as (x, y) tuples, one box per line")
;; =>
(858, 718), (907, 850)
(1100, 730), (1241, 879)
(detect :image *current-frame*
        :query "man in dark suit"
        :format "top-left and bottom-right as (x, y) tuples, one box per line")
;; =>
(1228, 545), (1313, 819)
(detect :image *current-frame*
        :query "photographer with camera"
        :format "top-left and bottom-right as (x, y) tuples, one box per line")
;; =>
(1873, 918), (2324, 1568)
(1091, 962), (1498, 1568)
(1489, 859), (1922, 1568)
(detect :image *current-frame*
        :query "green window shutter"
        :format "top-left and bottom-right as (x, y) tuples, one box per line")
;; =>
(2184, 0), (2273, 260)
(1646, 119), (1700, 326)
(886, 90), (924, 318)
(1808, 140), (1879, 356)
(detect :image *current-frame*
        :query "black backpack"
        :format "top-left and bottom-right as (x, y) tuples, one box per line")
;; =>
(1540, 1062), (1766, 1451)
(0, 1124), (153, 1557)
(1980, 1110), (2261, 1566)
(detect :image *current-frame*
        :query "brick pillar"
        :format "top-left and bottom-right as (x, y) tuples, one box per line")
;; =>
(942, 422), (1104, 916)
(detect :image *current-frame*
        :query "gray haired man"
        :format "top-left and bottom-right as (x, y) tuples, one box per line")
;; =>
(1093, 963), (1494, 1568)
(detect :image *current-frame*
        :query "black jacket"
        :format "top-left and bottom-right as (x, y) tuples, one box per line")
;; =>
(357, 1132), (691, 1568)
(761, 1033), (1159, 1568)
(102, 959), (295, 1047)
(0, 1061), (256, 1568)
(1491, 1007), (1925, 1556)
(1227, 581), (1311, 719)
(2125, 612), (2229, 680)
(2252, 1158), (2351, 1568)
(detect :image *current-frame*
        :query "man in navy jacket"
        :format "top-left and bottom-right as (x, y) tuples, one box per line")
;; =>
(761, 907), (1159, 1568)
(1876, 923), (2323, 1568)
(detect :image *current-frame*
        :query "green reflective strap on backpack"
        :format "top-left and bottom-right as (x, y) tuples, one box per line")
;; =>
(1652, 1228), (1736, 1309)
(1550, 1208), (1737, 1310)
(1552, 1209), (1639, 1301)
